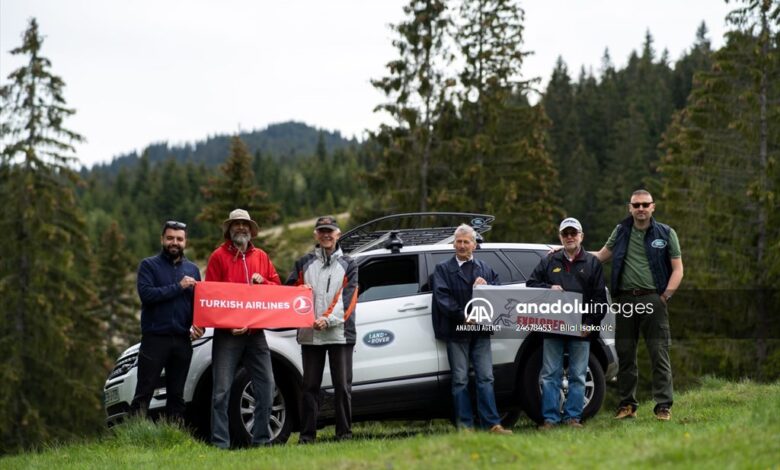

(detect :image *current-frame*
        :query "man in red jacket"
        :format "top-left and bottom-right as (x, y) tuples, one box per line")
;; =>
(205, 208), (281, 449)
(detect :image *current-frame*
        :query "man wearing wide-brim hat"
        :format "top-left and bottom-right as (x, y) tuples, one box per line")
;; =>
(204, 208), (282, 448)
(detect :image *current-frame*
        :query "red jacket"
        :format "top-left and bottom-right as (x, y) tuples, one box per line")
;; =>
(205, 241), (281, 286)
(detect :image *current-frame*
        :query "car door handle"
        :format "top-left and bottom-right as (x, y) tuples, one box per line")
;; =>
(397, 304), (428, 312)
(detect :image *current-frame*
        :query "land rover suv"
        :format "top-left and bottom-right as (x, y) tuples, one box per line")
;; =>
(104, 213), (617, 445)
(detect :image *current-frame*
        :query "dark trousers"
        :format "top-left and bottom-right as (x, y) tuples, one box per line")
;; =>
(300, 344), (354, 442)
(210, 330), (274, 448)
(615, 293), (674, 411)
(130, 333), (193, 421)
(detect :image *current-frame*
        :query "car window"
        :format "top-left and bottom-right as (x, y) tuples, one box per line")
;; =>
(358, 255), (420, 302)
(503, 250), (543, 280)
(427, 250), (515, 285)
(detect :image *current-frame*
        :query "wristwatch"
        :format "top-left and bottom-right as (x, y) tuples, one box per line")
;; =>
(661, 293), (672, 302)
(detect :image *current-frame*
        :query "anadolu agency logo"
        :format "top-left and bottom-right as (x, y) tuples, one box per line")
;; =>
(293, 296), (313, 315)
(464, 298), (494, 323)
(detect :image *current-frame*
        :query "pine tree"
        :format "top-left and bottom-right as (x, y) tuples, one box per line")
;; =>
(195, 136), (278, 256)
(0, 18), (105, 452)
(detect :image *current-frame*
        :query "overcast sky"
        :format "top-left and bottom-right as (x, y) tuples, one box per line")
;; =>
(1, 0), (733, 167)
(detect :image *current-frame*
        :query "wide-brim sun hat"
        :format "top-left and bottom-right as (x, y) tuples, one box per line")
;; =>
(222, 208), (259, 239)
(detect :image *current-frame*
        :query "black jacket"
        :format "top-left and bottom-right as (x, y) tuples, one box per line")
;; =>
(431, 256), (499, 341)
(526, 247), (608, 329)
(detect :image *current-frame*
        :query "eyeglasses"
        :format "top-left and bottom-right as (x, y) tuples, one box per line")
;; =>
(164, 220), (187, 230)
(560, 230), (580, 238)
(630, 202), (653, 209)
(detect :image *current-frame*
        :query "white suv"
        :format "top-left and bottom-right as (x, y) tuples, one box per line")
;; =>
(104, 213), (617, 445)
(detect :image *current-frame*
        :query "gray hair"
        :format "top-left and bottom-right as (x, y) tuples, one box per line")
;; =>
(453, 224), (477, 241)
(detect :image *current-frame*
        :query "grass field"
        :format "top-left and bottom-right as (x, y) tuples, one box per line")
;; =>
(3, 377), (779, 469)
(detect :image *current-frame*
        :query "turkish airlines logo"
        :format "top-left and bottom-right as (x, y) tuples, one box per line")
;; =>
(293, 296), (313, 315)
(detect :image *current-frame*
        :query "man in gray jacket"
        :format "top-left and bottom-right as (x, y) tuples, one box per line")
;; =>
(286, 216), (358, 443)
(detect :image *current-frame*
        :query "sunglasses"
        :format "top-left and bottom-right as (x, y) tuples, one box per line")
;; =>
(630, 202), (653, 209)
(164, 220), (187, 230)
(560, 230), (580, 238)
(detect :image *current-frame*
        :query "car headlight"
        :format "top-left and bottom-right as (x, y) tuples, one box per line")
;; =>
(108, 353), (138, 380)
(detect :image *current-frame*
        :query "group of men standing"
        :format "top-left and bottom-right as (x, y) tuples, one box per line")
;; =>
(430, 189), (683, 431)
(128, 187), (683, 447)
(130, 209), (357, 448)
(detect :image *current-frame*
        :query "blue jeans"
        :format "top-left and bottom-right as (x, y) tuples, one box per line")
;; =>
(211, 330), (274, 448)
(446, 336), (501, 429)
(541, 337), (589, 423)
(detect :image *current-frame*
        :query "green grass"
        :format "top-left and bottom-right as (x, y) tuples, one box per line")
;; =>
(3, 377), (779, 469)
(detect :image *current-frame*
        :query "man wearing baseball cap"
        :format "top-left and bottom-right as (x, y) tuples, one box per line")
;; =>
(205, 208), (282, 448)
(526, 217), (607, 429)
(285, 215), (358, 443)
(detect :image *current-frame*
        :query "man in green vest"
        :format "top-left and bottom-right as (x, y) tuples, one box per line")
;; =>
(594, 190), (684, 421)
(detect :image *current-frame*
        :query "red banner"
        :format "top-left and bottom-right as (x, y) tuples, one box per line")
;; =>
(194, 281), (314, 329)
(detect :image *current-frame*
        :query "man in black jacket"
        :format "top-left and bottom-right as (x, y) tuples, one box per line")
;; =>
(431, 224), (512, 435)
(527, 217), (607, 429)
(130, 220), (204, 422)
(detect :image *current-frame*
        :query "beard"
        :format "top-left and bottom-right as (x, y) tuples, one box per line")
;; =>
(164, 244), (182, 258)
(231, 232), (251, 247)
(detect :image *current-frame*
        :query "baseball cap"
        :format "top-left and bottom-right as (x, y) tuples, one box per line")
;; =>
(559, 217), (583, 233)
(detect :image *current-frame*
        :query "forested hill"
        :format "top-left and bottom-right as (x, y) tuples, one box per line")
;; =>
(86, 120), (357, 175)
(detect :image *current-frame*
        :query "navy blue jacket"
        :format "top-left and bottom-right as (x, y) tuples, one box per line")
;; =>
(610, 216), (673, 294)
(137, 251), (201, 336)
(431, 256), (499, 341)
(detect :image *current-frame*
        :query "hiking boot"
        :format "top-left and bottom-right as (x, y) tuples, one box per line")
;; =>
(489, 424), (513, 435)
(564, 419), (584, 428)
(614, 405), (637, 419)
(655, 407), (671, 421)
(538, 421), (555, 431)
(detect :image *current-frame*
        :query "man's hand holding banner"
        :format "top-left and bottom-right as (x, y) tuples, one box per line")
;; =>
(194, 281), (315, 329)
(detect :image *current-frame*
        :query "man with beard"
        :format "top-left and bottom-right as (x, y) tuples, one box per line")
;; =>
(205, 209), (281, 448)
(131, 220), (204, 422)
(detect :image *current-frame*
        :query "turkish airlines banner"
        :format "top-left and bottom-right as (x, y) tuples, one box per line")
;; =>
(194, 281), (314, 329)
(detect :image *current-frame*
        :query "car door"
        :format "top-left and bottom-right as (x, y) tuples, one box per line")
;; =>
(347, 253), (441, 412)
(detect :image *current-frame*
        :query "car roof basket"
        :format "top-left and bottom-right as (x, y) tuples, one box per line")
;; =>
(339, 212), (495, 255)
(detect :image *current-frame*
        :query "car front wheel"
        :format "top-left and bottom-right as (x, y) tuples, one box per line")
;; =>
(521, 346), (605, 424)
(228, 367), (294, 446)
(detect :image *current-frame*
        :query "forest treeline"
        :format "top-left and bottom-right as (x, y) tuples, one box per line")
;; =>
(1, 0), (778, 455)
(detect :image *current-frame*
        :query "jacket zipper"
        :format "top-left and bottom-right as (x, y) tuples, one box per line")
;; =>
(241, 252), (250, 284)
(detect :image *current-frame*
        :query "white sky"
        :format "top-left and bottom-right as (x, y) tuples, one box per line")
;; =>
(0, 0), (733, 167)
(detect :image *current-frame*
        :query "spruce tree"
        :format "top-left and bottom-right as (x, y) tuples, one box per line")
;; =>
(196, 136), (278, 256)
(660, 0), (780, 377)
(454, 0), (559, 240)
(368, 0), (452, 214)
(0, 18), (105, 452)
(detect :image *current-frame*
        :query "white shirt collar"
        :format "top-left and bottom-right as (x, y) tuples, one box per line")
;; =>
(456, 256), (474, 267)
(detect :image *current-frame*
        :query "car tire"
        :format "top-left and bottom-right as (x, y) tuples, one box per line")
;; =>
(228, 367), (295, 446)
(521, 345), (606, 424)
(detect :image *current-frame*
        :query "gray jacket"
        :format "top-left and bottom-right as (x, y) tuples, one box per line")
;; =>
(286, 246), (358, 345)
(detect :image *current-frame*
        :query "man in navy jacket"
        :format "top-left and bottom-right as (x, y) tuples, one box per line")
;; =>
(130, 220), (203, 422)
(431, 224), (512, 435)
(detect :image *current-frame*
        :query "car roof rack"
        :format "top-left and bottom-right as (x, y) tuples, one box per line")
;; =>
(339, 212), (495, 255)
